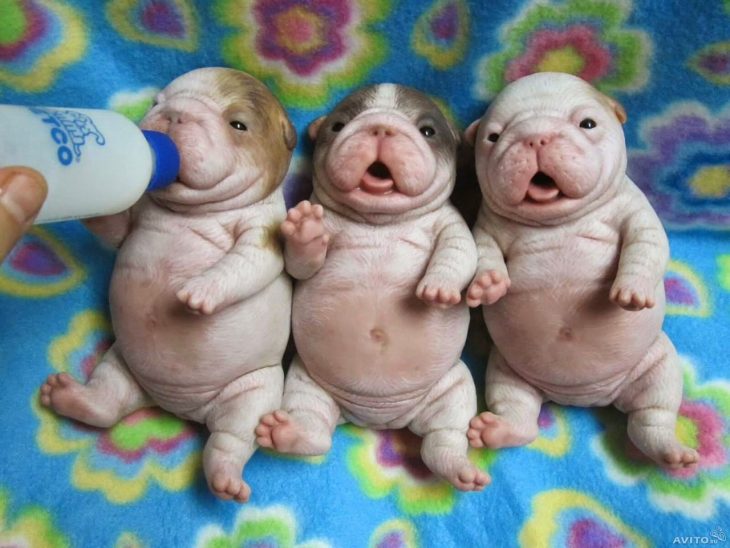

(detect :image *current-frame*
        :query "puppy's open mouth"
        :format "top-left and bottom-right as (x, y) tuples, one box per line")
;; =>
(360, 161), (396, 195)
(525, 171), (562, 203)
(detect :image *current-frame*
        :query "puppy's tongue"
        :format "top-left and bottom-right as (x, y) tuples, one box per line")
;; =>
(360, 161), (395, 195)
(526, 172), (561, 202)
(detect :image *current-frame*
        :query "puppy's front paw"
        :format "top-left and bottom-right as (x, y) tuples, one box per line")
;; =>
(416, 276), (462, 308)
(281, 200), (329, 258)
(466, 270), (510, 307)
(610, 276), (656, 311)
(177, 276), (224, 315)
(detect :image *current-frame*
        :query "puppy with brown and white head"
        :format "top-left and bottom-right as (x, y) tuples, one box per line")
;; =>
(464, 72), (698, 469)
(40, 67), (297, 502)
(255, 84), (489, 491)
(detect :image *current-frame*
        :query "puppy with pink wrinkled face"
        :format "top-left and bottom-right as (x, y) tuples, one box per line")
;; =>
(464, 72), (698, 469)
(255, 84), (489, 491)
(39, 67), (297, 502)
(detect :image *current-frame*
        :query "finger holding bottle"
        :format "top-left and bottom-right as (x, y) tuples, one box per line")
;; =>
(0, 167), (48, 261)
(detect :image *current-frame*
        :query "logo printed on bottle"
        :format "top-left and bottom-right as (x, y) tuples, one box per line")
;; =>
(30, 107), (106, 166)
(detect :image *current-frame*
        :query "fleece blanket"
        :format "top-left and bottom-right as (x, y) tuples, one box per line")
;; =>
(1, 1), (729, 546)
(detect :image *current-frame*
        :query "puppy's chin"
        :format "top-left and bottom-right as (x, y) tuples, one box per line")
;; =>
(346, 189), (421, 214)
(513, 197), (583, 222)
(489, 180), (618, 225)
(151, 168), (265, 211)
(173, 173), (219, 191)
(318, 178), (452, 221)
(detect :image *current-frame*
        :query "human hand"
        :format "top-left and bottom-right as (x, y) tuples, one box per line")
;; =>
(0, 167), (48, 261)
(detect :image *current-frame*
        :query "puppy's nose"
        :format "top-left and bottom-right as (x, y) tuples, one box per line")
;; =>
(370, 125), (396, 138)
(525, 134), (554, 148)
(164, 109), (186, 125)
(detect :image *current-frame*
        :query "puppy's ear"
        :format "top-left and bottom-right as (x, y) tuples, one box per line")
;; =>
(452, 125), (462, 147)
(444, 118), (461, 147)
(610, 99), (628, 125)
(599, 93), (627, 124)
(281, 115), (297, 151)
(308, 116), (327, 141)
(464, 119), (481, 146)
(431, 101), (461, 147)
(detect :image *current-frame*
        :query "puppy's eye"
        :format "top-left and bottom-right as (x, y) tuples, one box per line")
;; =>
(579, 118), (597, 129)
(488, 133), (500, 143)
(420, 126), (436, 137)
(332, 122), (345, 132)
(230, 120), (248, 131)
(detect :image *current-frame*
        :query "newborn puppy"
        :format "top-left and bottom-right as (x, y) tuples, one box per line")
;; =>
(40, 67), (297, 502)
(464, 72), (698, 469)
(255, 84), (488, 491)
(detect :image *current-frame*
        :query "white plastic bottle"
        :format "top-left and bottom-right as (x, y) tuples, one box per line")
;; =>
(0, 104), (179, 223)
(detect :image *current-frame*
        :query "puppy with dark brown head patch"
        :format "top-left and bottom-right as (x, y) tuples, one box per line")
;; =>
(255, 84), (489, 492)
(40, 67), (296, 503)
(307, 84), (461, 222)
(144, 68), (296, 209)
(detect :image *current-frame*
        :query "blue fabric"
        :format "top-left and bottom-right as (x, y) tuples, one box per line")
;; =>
(1, 1), (728, 546)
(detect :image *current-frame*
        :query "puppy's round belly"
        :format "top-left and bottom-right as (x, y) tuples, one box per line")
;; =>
(110, 272), (291, 411)
(293, 285), (468, 399)
(485, 284), (665, 394)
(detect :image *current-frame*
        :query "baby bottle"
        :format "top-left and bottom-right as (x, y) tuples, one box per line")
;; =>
(0, 104), (179, 223)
